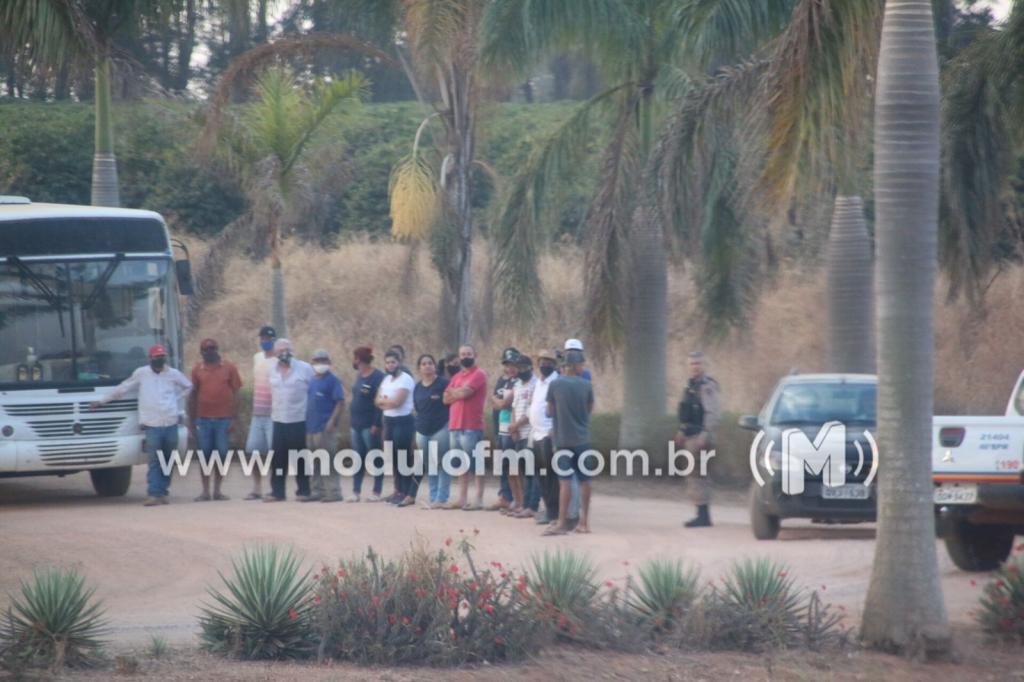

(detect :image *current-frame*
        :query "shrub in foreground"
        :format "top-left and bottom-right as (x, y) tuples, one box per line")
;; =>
(199, 544), (314, 660)
(629, 558), (701, 632)
(690, 558), (846, 652)
(977, 551), (1024, 639)
(0, 566), (107, 670)
(312, 541), (546, 665)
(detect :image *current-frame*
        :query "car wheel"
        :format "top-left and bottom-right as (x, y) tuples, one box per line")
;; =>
(944, 518), (1013, 572)
(90, 466), (132, 497)
(749, 483), (781, 540)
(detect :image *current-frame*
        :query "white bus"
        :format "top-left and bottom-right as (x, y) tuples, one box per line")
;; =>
(0, 197), (193, 496)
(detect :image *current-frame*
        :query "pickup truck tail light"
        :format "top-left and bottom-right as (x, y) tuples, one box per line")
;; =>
(939, 426), (965, 448)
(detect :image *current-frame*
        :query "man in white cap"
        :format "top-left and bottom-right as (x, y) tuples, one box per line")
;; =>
(564, 339), (592, 383)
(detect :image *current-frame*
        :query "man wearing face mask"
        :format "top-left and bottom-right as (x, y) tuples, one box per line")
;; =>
(244, 325), (277, 500)
(443, 344), (489, 510)
(506, 353), (537, 516)
(91, 344), (192, 506)
(305, 349), (346, 503)
(528, 349), (560, 523)
(189, 338), (241, 502)
(266, 338), (316, 502)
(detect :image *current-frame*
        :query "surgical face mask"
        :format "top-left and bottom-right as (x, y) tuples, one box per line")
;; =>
(447, 365), (460, 377)
(260, 340), (274, 352)
(539, 365), (555, 378)
(313, 363), (330, 375)
(150, 358), (167, 371)
(460, 357), (475, 369)
(277, 350), (292, 364)
(201, 350), (220, 364)
(518, 370), (532, 381)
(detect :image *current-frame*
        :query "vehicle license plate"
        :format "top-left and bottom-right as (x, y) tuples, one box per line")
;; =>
(821, 484), (870, 500)
(933, 484), (978, 505)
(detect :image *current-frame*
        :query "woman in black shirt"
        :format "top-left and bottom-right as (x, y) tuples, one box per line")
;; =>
(414, 354), (451, 509)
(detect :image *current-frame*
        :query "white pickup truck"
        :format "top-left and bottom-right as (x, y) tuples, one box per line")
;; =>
(933, 370), (1024, 571)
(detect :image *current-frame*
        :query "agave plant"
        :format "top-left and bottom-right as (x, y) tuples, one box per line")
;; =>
(0, 566), (107, 669)
(528, 549), (598, 628)
(199, 544), (314, 660)
(629, 558), (700, 631)
(977, 553), (1024, 639)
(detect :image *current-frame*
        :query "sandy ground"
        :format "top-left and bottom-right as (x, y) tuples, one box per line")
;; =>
(0, 467), (998, 652)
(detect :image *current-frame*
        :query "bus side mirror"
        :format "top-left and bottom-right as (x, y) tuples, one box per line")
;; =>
(175, 259), (194, 296)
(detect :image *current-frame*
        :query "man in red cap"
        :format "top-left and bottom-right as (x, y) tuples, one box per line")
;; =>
(91, 344), (192, 506)
(189, 338), (242, 502)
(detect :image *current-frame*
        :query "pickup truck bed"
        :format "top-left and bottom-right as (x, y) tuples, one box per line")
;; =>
(933, 372), (1024, 571)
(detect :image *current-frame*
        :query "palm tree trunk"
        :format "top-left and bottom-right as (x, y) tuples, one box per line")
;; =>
(826, 195), (875, 373)
(860, 0), (949, 655)
(270, 222), (288, 338)
(618, 200), (668, 449)
(91, 57), (120, 207)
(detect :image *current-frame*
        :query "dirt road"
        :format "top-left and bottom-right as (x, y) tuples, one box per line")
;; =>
(0, 468), (990, 645)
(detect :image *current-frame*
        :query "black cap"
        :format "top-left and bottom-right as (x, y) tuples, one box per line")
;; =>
(259, 325), (276, 338)
(501, 347), (521, 364)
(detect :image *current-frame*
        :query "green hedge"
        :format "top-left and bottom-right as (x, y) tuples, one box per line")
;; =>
(0, 99), (598, 239)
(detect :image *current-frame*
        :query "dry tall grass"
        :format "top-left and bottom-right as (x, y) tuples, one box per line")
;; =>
(183, 234), (1024, 416)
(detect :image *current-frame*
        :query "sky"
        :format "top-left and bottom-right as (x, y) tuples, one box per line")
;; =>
(975, 0), (1012, 21)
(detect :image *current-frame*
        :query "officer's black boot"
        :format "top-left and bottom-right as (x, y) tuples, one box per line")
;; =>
(684, 504), (712, 528)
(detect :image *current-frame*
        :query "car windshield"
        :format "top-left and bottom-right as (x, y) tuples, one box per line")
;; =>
(0, 258), (176, 388)
(770, 382), (876, 425)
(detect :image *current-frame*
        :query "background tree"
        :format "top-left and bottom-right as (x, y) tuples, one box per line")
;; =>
(860, 0), (950, 653)
(211, 65), (367, 336)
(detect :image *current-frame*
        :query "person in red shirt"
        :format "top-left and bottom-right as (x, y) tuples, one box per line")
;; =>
(189, 338), (242, 502)
(443, 344), (488, 510)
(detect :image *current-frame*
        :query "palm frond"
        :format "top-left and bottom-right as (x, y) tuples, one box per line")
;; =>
(671, 0), (795, 69)
(491, 82), (634, 322)
(1, 0), (95, 64)
(390, 154), (441, 239)
(754, 0), (881, 206)
(200, 32), (396, 157)
(940, 6), (1024, 302)
(480, 0), (644, 80)
(405, 0), (468, 70)
(582, 92), (643, 356)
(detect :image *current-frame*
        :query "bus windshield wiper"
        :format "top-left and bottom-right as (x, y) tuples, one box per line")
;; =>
(8, 256), (66, 336)
(81, 254), (124, 310)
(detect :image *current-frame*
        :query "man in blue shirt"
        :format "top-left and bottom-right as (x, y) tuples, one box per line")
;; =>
(306, 349), (345, 502)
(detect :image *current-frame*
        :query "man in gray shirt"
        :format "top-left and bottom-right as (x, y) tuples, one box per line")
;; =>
(544, 349), (595, 535)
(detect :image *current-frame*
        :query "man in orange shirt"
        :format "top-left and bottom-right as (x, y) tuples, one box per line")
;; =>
(189, 338), (242, 501)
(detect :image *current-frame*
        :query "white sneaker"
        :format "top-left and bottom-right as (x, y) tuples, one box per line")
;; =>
(346, 494), (361, 503)
(367, 494), (382, 502)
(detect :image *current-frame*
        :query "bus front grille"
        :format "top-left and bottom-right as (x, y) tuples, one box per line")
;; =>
(28, 416), (127, 438)
(38, 441), (119, 467)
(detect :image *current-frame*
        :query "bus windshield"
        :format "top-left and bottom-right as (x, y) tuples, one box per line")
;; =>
(0, 257), (177, 388)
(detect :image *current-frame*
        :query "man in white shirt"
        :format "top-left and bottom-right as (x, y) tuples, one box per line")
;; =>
(376, 349), (417, 506)
(90, 344), (192, 506)
(528, 349), (560, 523)
(266, 338), (315, 502)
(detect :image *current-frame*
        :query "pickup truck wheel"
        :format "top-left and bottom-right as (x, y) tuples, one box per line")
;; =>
(750, 484), (781, 540)
(944, 519), (1014, 572)
(90, 466), (132, 497)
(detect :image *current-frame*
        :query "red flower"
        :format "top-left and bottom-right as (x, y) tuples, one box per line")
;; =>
(605, 580), (614, 588)
(288, 608), (299, 621)
(778, 571), (788, 578)
(449, 564), (460, 574)
(337, 568), (346, 578)
(445, 537), (453, 547)
(494, 636), (505, 646)
(371, 596), (381, 607)
(313, 595), (321, 604)
(388, 615), (397, 625)
(558, 615), (568, 628)
(415, 588), (426, 598)
(416, 626), (423, 634)
(484, 604), (495, 614)
(468, 581), (478, 591)
(402, 616), (410, 625)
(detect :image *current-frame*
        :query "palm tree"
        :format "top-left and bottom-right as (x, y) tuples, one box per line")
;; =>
(3, 0), (172, 207)
(211, 66), (367, 336)
(859, 0), (950, 653)
(482, 0), (797, 448)
(825, 196), (875, 373)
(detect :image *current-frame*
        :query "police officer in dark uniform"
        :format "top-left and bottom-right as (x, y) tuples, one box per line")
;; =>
(676, 351), (721, 527)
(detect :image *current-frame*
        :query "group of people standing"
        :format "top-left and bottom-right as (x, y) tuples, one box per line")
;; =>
(94, 325), (721, 534)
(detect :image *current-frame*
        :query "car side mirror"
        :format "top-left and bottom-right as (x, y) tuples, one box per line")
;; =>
(738, 414), (760, 431)
(175, 259), (194, 296)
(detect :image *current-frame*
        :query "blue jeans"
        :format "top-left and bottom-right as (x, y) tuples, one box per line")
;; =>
(144, 425), (178, 498)
(497, 434), (514, 501)
(351, 426), (383, 496)
(416, 425), (450, 503)
(196, 417), (231, 463)
(449, 429), (483, 473)
(385, 414), (418, 499)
